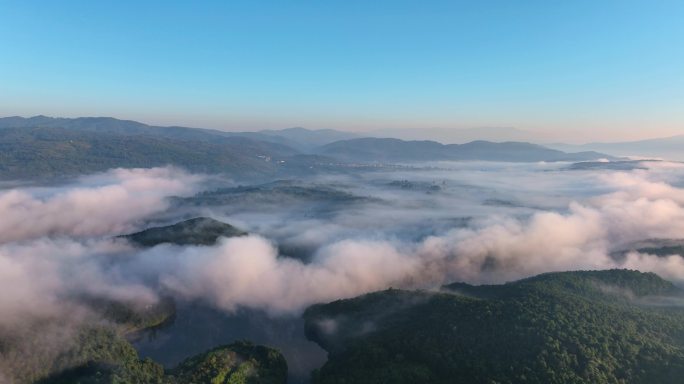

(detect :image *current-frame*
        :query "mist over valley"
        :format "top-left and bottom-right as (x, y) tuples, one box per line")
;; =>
(2, 121), (684, 382)
(3, 1), (683, 382)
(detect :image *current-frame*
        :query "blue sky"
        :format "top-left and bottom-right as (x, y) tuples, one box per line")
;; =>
(1, 0), (682, 141)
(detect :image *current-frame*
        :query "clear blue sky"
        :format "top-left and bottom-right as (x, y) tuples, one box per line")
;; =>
(1, 0), (682, 140)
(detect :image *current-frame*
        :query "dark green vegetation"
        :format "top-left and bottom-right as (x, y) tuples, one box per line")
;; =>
(82, 296), (176, 334)
(4, 300), (286, 383)
(0, 126), (296, 179)
(40, 337), (286, 384)
(1, 298), (176, 384)
(171, 341), (287, 384)
(0, 116), (615, 179)
(35, 326), (166, 384)
(304, 270), (684, 384)
(122, 217), (246, 247)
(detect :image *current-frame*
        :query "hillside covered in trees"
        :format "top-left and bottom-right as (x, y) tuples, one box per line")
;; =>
(0, 116), (615, 180)
(121, 217), (247, 247)
(4, 302), (287, 384)
(304, 270), (684, 384)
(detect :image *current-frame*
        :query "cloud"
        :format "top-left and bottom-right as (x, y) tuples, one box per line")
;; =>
(0, 167), (203, 328)
(0, 167), (203, 243)
(0, 238), (159, 328)
(6, 162), (684, 381)
(124, 236), (417, 314)
(129, 166), (684, 313)
(5, 162), (684, 322)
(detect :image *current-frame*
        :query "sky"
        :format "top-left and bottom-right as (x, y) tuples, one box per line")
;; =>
(0, 0), (683, 142)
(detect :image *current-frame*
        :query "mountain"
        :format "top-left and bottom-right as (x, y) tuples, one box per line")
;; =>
(0, 115), (150, 132)
(548, 135), (684, 161)
(315, 138), (445, 162)
(122, 217), (247, 247)
(0, 116), (618, 180)
(304, 269), (684, 384)
(0, 116), (360, 179)
(0, 116), (334, 152)
(369, 126), (546, 143)
(315, 137), (614, 163)
(0, 115), (277, 143)
(258, 127), (360, 150)
(0, 125), (300, 179)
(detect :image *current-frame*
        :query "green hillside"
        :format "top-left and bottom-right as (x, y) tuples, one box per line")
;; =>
(1, 296), (177, 384)
(0, 117), (620, 180)
(40, 336), (286, 384)
(0, 126), (294, 179)
(304, 269), (684, 384)
(170, 341), (287, 384)
(121, 217), (246, 247)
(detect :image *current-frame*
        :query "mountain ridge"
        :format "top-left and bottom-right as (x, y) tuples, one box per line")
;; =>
(548, 135), (684, 161)
(315, 137), (614, 162)
(0, 116), (618, 180)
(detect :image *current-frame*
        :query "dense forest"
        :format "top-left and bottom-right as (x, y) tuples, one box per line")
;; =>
(7, 217), (684, 384)
(39, 337), (286, 384)
(1, 299), (287, 384)
(9, 266), (684, 383)
(0, 117), (613, 180)
(121, 217), (247, 247)
(304, 270), (684, 384)
(0, 126), (293, 179)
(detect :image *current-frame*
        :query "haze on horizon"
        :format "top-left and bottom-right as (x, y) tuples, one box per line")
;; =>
(1, 0), (683, 143)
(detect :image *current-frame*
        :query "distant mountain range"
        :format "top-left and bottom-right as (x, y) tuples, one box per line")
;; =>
(0, 116), (355, 150)
(314, 137), (612, 163)
(369, 126), (547, 143)
(0, 125), (299, 179)
(548, 135), (684, 161)
(0, 116), (615, 179)
(258, 127), (360, 149)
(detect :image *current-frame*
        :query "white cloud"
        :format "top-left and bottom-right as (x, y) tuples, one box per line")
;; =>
(0, 167), (203, 243)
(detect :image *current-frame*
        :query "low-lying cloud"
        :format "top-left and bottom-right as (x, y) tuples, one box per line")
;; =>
(0, 167), (203, 243)
(4, 162), (684, 323)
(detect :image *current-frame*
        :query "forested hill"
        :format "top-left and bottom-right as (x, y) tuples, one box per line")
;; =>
(0, 116), (617, 180)
(314, 137), (613, 163)
(304, 269), (684, 384)
(0, 126), (298, 179)
(122, 217), (247, 247)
